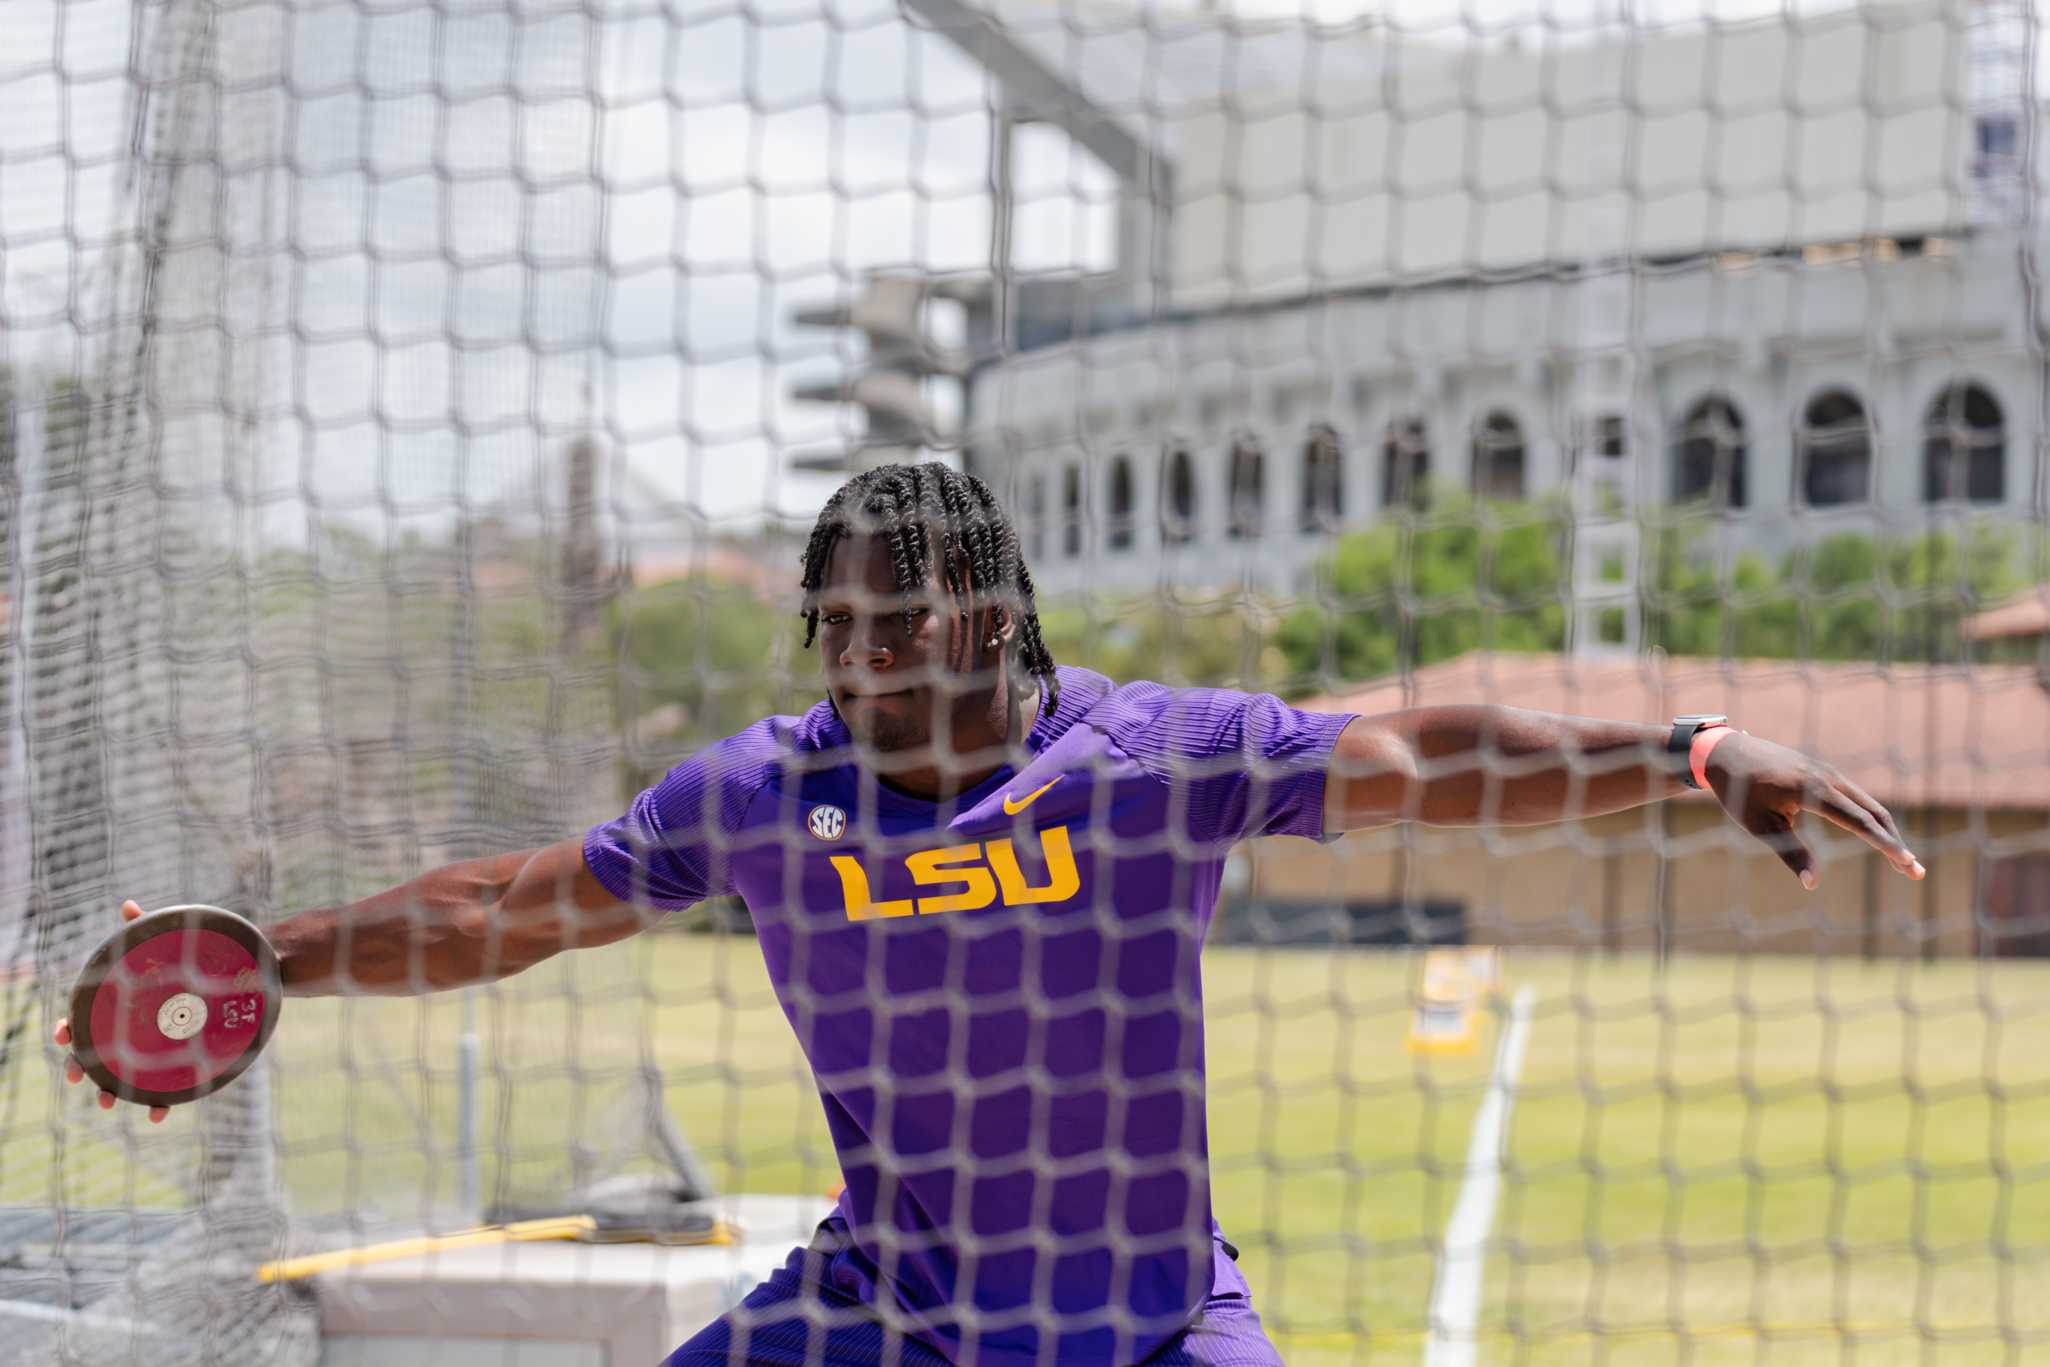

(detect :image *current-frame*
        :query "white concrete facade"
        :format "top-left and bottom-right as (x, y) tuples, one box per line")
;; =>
(1171, 0), (1975, 310)
(970, 230), (2047, 599)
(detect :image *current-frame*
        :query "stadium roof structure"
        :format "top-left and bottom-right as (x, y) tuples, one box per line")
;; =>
(908, 0), (1403, 164)
(1304, 652), (2050, 812)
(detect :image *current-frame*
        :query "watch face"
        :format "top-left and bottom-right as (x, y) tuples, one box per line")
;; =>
(1675, 714), (1729, 727)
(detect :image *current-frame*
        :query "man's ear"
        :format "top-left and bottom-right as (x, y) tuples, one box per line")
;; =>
(988, 604), (1020, 647)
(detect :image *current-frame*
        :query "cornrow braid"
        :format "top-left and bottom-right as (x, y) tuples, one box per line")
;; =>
(799, 461), (1059, 712)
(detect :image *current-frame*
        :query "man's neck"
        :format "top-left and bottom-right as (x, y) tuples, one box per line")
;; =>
(871, 682), (1040, 804)
(1011, 682), (1042, 746)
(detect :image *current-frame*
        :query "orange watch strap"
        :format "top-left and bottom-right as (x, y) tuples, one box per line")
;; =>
(1690, 723), (1734, 791)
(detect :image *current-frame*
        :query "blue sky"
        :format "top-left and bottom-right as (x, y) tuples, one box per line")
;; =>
(0, 0), (1122, 535)
(0, 0), (2020, 535)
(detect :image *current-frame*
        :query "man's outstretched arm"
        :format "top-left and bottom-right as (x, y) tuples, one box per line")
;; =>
(269, 836), (652, 996)
(57, 838), (655, 1120)
(1321, 706), (1925, 889)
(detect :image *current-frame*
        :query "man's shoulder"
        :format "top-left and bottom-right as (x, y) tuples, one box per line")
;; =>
(774, 697), (844, 750)
(1049, 668), (1257, 752)
(1055, 668), (1251, 726)
(660, 702), (837, 789)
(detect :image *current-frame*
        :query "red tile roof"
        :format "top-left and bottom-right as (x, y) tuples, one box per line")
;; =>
(1302, 652), (2050, 812)
(629, 546), (793, 600)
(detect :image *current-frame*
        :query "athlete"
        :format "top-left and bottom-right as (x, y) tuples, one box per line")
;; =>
(58, 462), (1924, 1365)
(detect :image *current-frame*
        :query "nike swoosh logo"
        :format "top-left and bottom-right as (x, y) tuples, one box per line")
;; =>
(1001, 776), (1062, 816)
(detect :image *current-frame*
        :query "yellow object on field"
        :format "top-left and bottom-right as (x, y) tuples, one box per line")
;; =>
(255, 1211), (737, 1282)
(1406, 947), (1504, 1055)
(257, 1217), (597, 1281)
(1406, 994), (1479, 1054)
(1464, 945), (1504, 996)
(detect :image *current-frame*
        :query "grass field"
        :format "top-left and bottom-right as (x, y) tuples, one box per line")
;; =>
(6, 936), (2048, 1364)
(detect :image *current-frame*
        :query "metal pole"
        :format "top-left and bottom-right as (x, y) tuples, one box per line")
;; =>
(452, 512), (482, 1221)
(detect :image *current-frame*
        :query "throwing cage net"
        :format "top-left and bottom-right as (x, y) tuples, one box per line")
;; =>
(2, 0), (2048, 1362)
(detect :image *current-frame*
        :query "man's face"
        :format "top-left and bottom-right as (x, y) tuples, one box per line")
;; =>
(815, 534), (979, 755)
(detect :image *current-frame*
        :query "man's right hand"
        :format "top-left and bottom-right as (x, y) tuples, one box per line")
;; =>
(54, 899), (171, 1125)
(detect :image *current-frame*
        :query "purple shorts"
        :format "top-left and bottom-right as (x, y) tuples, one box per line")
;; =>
(663, 1218), (1283, 1367)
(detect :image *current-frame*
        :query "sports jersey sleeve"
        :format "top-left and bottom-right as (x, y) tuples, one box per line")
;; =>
(1113, 684), (1358, 847)
(582, 724), (777, 911)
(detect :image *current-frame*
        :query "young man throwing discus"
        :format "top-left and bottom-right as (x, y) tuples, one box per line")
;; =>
(59, 462), (1925, 1365)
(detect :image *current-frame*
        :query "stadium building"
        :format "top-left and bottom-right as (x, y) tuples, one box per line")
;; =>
(789, 0), (2050, 960)
(803, 0), (2043, 654)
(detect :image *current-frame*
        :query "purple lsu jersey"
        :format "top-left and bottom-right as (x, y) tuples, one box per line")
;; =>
(583, 667), (1356, 1365)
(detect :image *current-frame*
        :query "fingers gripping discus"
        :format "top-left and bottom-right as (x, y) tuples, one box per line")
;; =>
(68, 905), (283, 1107)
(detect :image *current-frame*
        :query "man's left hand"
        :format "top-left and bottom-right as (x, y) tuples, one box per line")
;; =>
(1703, 733), (1925, 890)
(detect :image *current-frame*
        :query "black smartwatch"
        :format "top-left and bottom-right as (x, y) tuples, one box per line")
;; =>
(1667, 714), (1729, 790)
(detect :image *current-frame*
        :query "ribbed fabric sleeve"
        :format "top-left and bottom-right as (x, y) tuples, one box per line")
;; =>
(1087, 677), (1358, 847)
(582, 718), (790, 910)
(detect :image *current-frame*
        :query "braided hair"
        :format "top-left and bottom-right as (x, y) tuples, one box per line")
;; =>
(799, 461), (1059, 711)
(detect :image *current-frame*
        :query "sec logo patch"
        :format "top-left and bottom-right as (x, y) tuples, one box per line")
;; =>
(808, 805), (847, 842)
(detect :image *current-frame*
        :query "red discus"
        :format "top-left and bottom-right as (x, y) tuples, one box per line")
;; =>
(67, 905), (283, 1108)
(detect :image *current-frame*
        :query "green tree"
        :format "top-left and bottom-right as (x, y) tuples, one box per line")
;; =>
(611, 577), (805, 786)
(1274, 496), (1569, 692)
(1038, 596), (1284, 692)
(1278, 500), (2026, 693)
(1645, 523), (2021, 663)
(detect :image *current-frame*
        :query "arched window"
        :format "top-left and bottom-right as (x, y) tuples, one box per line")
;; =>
(1228, 437), (1265, 539)
(1471, 410), (1526, 500)
(1568, 413), (1628, 476)
(1107, 455), (1135, 550)
(1161, 447), (1196, 545)
(1382, 417), (1430, 511)
(1798, 390), (1872, 506)
(1674, 396), (1748, 509)
(1923, 384), (2004, 504)
(1062, 463), (1082, 557)
(1300, 425), (1344, 531)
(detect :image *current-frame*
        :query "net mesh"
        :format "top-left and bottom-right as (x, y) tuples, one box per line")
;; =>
(2, 0), (2048, 1362)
